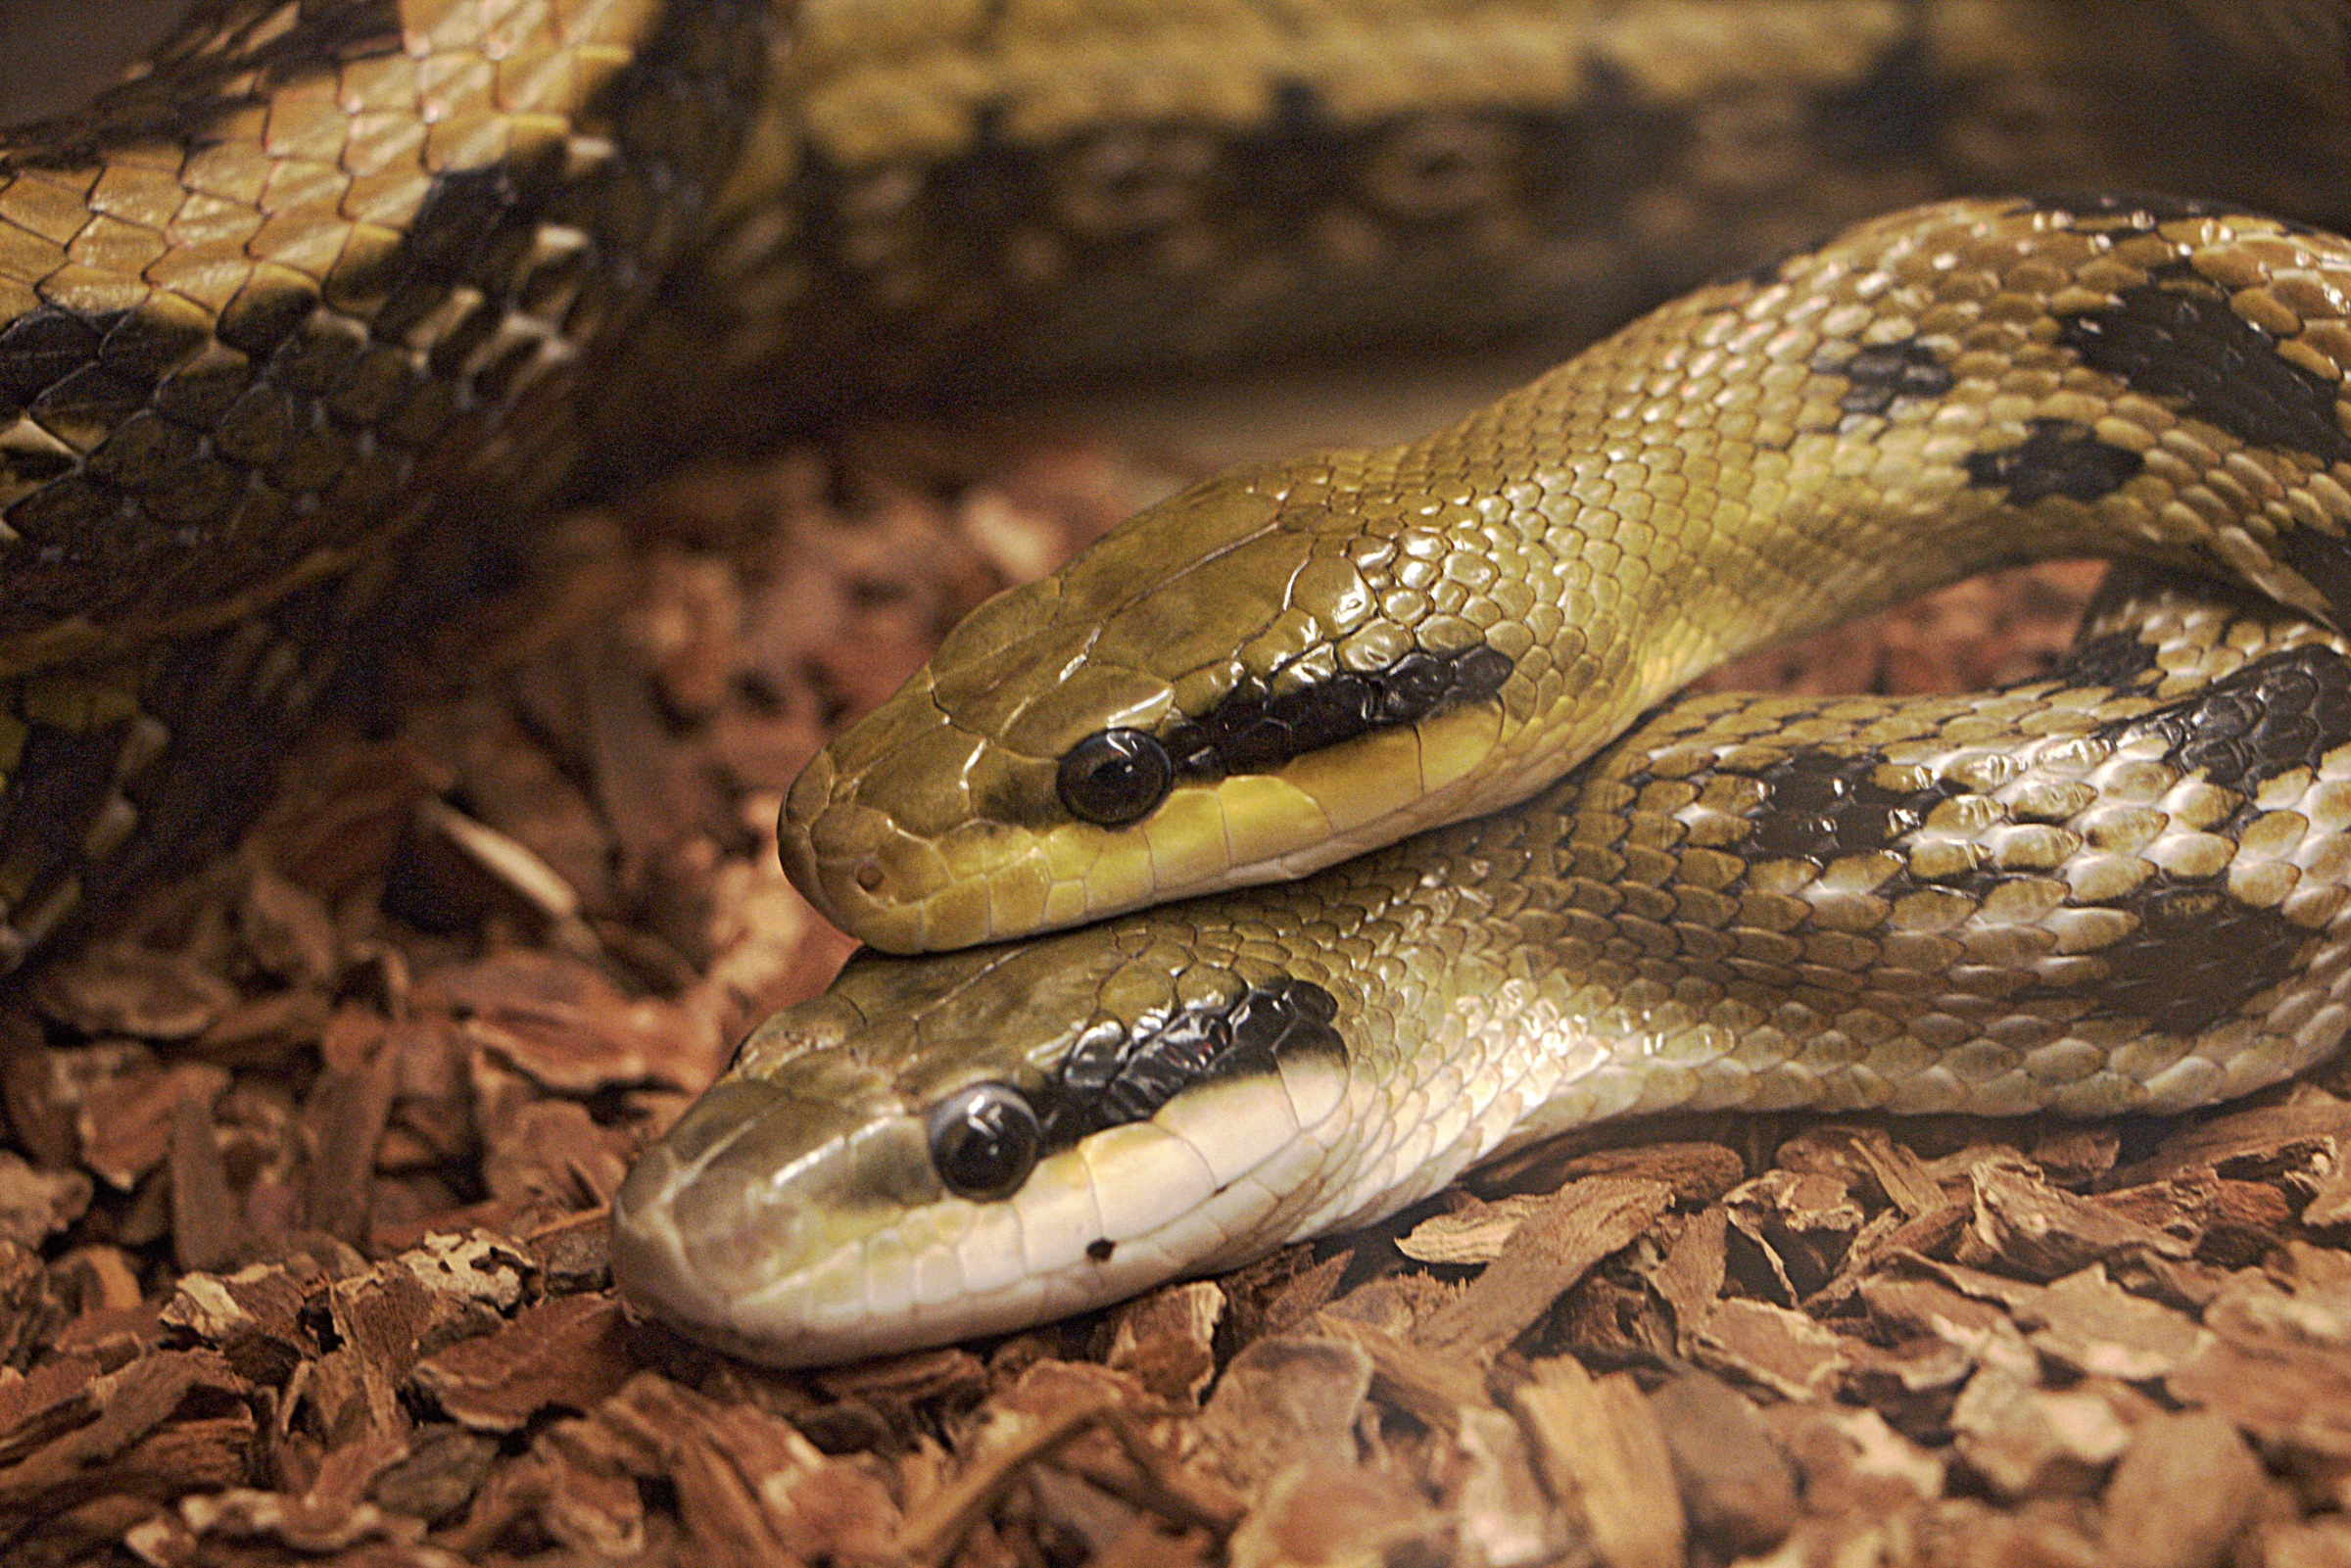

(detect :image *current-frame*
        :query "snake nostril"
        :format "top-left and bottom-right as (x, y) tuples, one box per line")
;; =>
(854, 859), (887, 893)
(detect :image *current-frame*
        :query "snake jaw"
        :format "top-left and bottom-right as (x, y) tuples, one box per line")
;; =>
(612, 973), (1370, 1365)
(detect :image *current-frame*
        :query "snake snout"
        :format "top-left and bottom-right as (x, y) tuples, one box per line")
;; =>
(611, 1071), (936, 1360)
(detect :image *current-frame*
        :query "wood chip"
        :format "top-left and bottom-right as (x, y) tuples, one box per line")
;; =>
(409, 1294), (634, 1432)
(2101, 1409), (2266, 1568)
(1512, 1356), (1686, 1568)
(1649, 1369), (1799, 1555)
(1196, 1335), (1370, 1494)
(1411, 1177), (1674, 1359)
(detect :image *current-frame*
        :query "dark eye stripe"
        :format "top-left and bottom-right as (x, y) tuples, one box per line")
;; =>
(1157, 643), (1513, 780)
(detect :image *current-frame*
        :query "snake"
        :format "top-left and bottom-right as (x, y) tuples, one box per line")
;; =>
(7, 4), (2351, 1366)
(614, 193), (2351, 1366)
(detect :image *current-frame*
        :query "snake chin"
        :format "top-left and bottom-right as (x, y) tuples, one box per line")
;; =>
(612, 1041), (1362, 1367)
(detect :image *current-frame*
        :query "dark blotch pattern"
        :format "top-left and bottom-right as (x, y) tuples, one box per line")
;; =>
(1823, 337), (1952, 416)
(1963, 417), (2145, 503)
(1038, 977), (1343, 1149)
(1745, 750), (1966, 863)
(2274, 526), (2351, 623)
(2102, 644), (2351, 793)
(2058, 276), (2351, 466)
(1163, 643), (1513, 778)
(2021, 882), (2315, 1036)
(2050, 627), (2165, 690)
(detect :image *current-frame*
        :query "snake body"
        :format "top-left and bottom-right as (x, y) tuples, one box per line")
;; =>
(12, 5), (2351, 1365)
(621, 565), (2351, 1364)
(617, 198), (2351, 1365)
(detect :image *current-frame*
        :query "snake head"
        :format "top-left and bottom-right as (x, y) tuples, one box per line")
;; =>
(610, 927), (1362, 1366)
(780, 458), (1543, 952)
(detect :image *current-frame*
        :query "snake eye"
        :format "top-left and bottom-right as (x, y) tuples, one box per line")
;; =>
(1056, 729), (1174, 826)
(926, 1083), (1041, 1201)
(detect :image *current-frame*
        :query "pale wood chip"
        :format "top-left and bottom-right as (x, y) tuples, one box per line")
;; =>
(1761, 1403), (1943, 1515)
(1196, 1335), (1371, 1495)
(1948, 1364), (2132, 1498)
(1398, 1192), (1555, 1265)
(1693, 1297), (1851, 1401)
(1512, 1356), (1686, 1568)
(1411, 1176), (1674, 1359)
(1439, 1404), (1572, 1568)
(2102, 1409), (2265, 1568)
(2026, 1265), (2207, 1381)
(1224, 1460), (1447, 1568)
(0, 1150), (89, 1251)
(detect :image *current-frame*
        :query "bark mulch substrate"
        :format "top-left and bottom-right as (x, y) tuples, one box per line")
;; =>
(7, 423), (2351, 1568)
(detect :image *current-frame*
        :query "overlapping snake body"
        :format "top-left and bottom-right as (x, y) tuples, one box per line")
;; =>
(617, 196), (2351, 1365)
(15, 4), (2351, 1367)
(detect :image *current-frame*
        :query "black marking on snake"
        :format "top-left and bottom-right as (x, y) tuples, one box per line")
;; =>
(1964, 418), (2144, 504)
(1161, 645), (1514, 779)
(2025, 880), (2316, 1036)
(2098, 644), (2351, 796)
(1086, 1239), (1117, 1261)
(1035, 977), (1342, 1150)
(2051, 628), (2166, 690)
(1746, 751), (1968, 863)
(0, 305), (109, 412)
(2058, 270), (2351, 468)
(1821, 338), (1952, 417)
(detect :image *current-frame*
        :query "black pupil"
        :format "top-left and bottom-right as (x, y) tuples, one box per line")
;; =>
(927, 1084), (1040, 1201)
(1057, 728), (1174, 826)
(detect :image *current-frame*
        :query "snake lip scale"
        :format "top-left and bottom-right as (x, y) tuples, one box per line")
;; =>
(14, 2), (2351, 1368)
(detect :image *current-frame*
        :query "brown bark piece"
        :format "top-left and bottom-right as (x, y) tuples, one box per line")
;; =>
(1960, 1160), (2193, 1282)
(1195, 1334), (1371, 1495)
(1104, 1280), (1223, 1405)
(1778, 1124), (1947, 1218)
(1649, 1369), (1799, 1555)
(1693, 1297), (1850, 1401)
(33, 945), (238, 1041)
(77, 1061), (228, 1193)
(1512, 1356), (1686, 1568)
(409, 1293), (634, 1432)
(425, 950), (710, 1095)
(2101, 1409), (2265, 1568)
(166, 1093), (242, 1273)
(1411, 1176), (1674, 1359)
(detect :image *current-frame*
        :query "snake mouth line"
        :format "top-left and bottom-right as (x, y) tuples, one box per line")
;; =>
(613, 1040), (1361, 1366)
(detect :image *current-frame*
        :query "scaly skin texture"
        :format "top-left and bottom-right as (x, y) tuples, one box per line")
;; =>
(784, 196), (2351, 952)
(2, 1), (2348, 967)
(620, 567), (2351, 1364)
